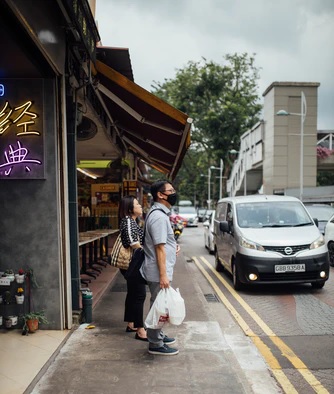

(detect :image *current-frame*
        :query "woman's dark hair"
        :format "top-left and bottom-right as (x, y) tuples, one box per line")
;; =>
(119, 195), (136, 219)
(151, 180), (174, 201)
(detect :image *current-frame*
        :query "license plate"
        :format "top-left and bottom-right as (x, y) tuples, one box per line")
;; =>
(275, 264), (305, 273)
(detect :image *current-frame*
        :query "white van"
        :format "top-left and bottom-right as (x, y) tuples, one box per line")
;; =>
(214, 195), (330, 290)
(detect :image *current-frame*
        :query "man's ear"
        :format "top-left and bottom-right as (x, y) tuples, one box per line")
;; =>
(157, 191), (164, 200)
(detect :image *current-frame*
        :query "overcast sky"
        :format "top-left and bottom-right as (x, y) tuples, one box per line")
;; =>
(95, 0), (334, 130)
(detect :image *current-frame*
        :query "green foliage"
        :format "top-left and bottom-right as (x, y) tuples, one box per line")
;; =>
(151, 53), (262, 205)
(22, 310), (49, 324)
(317, 171), (334, 186)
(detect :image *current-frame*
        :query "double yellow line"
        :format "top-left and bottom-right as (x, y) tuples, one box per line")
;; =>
(192, 256), (329, 394)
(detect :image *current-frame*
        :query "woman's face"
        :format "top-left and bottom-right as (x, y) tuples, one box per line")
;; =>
(132, 199), (142, 218)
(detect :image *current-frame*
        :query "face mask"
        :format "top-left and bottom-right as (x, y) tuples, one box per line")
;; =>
(161, 192), (177, 206)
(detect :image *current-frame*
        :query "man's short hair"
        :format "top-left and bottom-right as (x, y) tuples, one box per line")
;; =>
(151, 179), (174, 201)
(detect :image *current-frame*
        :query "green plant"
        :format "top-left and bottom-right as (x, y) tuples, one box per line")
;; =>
(21, 310), (49, 333)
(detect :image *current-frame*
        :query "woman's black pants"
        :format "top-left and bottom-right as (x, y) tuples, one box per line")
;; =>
(120, 269), (146, 328)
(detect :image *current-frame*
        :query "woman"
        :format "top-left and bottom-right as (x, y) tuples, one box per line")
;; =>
(119, 195), (147, 341)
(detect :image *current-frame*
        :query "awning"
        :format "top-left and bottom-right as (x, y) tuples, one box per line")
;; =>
(93, 60), (192, 180)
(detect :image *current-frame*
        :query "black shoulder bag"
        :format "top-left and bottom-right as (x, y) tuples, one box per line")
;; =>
(124, 208), (166, 283)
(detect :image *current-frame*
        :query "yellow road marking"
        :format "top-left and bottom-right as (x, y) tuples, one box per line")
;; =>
(193, 256), (330, 394)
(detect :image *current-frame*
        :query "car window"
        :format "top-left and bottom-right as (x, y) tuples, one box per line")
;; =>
(178, 206), (197, 214)
(236, 201), (311, 228)
(216, 202), (227, 221)
(305, 205), (334, 221)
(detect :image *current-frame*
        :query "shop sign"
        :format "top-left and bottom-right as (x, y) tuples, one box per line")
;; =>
(0, 79), (45, 179)
(123, 180), (137, 194)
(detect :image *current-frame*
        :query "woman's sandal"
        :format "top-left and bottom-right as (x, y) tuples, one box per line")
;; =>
(126, 325), (138, 332)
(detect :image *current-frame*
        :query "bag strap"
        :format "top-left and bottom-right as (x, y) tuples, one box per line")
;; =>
(143, 207), (168, 243)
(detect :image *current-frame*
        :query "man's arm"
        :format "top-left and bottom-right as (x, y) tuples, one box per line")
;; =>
(155, 243), (169, 288)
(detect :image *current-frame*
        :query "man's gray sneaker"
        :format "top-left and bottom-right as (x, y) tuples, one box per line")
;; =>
(163, 335), (176, 345)
(148, 344), (179, 355)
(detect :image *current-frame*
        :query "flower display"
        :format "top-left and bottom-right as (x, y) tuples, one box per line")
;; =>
(17, 287), (24, 295)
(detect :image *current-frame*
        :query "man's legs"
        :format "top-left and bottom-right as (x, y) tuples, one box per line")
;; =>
(146, 281), (164, 348)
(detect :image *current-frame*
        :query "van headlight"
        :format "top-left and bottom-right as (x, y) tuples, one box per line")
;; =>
(239, 236), (265, 251)
(310, 235), (325, 249)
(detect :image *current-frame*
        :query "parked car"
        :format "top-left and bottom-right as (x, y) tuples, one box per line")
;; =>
(304, 204), (334, 234)
(214, 195), (329, 290)
(197, 208), (207, 222)
(203, 212), (215, 254)
(324, 213), (334, 266)
(174, 205), (198, 227)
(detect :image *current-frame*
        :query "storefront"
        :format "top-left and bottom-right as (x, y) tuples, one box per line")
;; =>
(0, 0), (191, 330)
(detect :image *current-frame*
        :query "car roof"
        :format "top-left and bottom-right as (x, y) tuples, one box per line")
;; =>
(217, 194), (300, 204)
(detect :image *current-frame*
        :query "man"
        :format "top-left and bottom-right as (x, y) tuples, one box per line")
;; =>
(141, 180), (180, 355)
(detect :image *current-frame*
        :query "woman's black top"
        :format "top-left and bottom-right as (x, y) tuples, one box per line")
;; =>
(120, 216), (143, 248)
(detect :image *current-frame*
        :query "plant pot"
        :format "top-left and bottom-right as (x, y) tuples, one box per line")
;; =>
(15, 295), (24, 304)
(15, 274), (25, 283)
(5, 318), (12, 328)
(6, 274), (15, 282)
(5, 315), (17, 328)
(26, 318), (39, 333)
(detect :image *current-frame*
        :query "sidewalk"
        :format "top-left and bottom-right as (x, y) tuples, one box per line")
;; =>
(27, 252), (282, 394)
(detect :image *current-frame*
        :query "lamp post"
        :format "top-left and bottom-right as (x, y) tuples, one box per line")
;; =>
(208, 167), (211, 209)
(276, 91), (307, 201)
(219, 159), (224, 200)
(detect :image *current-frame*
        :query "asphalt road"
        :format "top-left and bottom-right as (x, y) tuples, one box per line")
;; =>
(179, 224), (334, 394)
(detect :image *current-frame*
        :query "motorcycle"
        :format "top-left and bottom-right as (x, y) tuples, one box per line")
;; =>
(170, 214), (185, 241)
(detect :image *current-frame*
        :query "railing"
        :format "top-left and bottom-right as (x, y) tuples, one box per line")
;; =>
(227, 122), (263, 196)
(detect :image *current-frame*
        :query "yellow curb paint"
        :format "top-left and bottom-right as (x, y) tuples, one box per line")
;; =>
(194, 256), (329, 394)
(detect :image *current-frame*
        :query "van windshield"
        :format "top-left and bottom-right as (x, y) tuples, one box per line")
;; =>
(236, 201), (313, 228)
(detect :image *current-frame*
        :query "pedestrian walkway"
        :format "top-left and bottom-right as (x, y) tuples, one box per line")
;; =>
(27, 252), (282, 394)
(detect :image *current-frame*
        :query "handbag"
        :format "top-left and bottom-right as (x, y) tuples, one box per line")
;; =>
(109, 234), (132, 270)
(124, 248), (145, 282)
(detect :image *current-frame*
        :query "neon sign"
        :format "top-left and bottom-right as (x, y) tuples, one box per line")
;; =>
(0, 79), (44, 179)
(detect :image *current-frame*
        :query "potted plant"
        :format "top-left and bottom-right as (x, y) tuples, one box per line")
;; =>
(15, 287), (24, 304)
(15, 268), (25, 284)
(4, 269), (15, 282)
(22, 311), (49, 334)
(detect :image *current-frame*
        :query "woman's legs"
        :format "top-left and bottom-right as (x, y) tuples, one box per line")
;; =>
(125, 278), (147, 336)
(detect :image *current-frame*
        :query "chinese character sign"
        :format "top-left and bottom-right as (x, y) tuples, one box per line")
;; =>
(0, 79), (45, 179)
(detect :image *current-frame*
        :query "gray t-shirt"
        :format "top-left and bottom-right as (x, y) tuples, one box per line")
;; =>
(140, 203), (177, 282)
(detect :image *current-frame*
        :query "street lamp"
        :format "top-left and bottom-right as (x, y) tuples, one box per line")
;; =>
(276, 91), (307, 201)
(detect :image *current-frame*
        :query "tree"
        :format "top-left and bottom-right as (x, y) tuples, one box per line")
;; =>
(151, 53), (262, 204)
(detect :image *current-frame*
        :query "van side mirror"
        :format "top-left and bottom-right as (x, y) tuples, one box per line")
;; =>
(219, 221), (229, 233)
(313, 218), (319, 227)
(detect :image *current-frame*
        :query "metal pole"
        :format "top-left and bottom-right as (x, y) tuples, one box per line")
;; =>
(208, 167), (211, 209)
(219, 159), (224, 200)
(244, 147), (247, 196)
(300, 91), (306, 202)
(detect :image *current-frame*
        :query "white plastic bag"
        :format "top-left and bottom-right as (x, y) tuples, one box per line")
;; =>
(145, 287), (186, 329)
(145, 289), (169, 329)
(167, 287), (186, 325)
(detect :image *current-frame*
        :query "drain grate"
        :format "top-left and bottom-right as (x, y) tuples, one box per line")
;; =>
(204, 293), (220, 303)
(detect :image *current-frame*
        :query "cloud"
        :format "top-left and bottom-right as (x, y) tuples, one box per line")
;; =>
(96, 0), (334, 129)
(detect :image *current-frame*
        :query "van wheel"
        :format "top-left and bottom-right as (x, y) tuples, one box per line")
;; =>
(311, 281), (325, 289)
(215, 250), (224, 272)
(232, 263), (243, 290)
